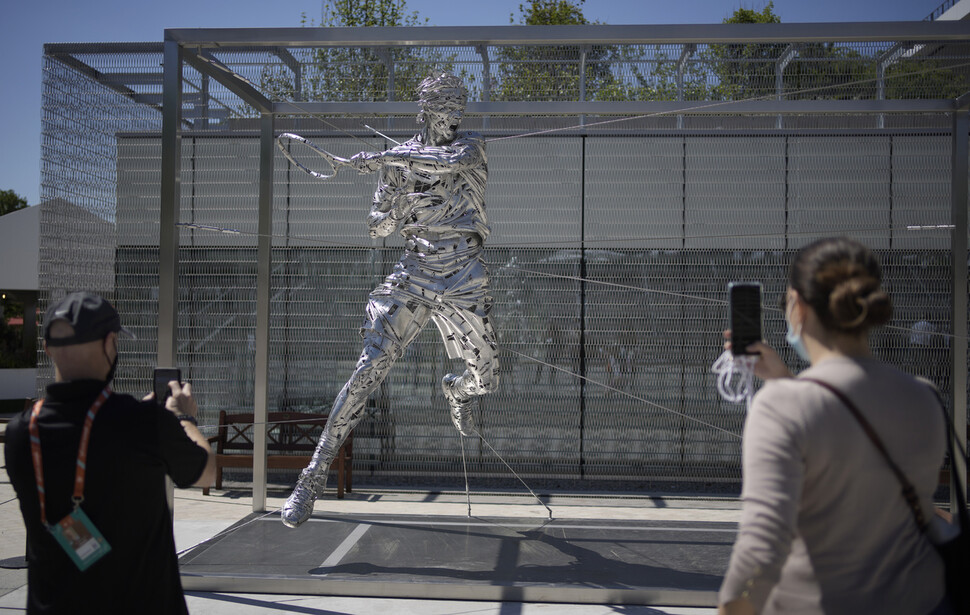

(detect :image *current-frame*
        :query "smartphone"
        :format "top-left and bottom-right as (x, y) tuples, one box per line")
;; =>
(729, 282), (762, 356)
(153, 367), (181, 408)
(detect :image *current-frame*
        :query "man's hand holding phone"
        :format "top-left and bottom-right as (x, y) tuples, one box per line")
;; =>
(144, 368), (215, 488)
(162, 380), (199, 420)
(149, 367), (199, 422)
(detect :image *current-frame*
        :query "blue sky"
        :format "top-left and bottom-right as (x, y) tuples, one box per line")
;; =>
(0, 0), (947, 206)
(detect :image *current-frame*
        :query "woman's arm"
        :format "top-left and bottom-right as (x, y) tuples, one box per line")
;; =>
(719, 389), (803, 611)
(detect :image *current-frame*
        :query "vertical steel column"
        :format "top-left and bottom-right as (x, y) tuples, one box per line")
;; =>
(579, 46), (588, 128)
(579, 46), (587, 102)
(159, 38), (183, 514)
(876, 44), (910, 130)
(199, 74), (209, 131)
(476, 45), (491, 133)
(950, 108), (968, 512)
(775, 44), (798, 130)
(159, 38), (182, 370)
(675, 44), (695, 130)
(579, 135), (587, 479)
(876, 59), (887, 130)
(476, 45), (491, 102)
(385, 47), (395, 101)
(253, 113), (275, 512)
(383, 48), (394, 133)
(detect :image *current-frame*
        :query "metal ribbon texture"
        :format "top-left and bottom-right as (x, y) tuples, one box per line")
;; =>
(283, 73), (499, 526)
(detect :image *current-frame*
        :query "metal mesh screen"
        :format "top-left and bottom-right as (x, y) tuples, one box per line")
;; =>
(40, 47), (164, 394)
(171, 39), (970, 106)
(40, 33), (969, 492)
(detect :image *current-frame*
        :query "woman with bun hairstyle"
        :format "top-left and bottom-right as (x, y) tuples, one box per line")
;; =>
(718, 237), (950, 615)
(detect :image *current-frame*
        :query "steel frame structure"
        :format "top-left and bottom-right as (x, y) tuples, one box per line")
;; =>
(44, 22), (970, 512)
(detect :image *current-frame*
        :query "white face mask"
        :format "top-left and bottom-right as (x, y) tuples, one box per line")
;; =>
(785, 298), (811, 363)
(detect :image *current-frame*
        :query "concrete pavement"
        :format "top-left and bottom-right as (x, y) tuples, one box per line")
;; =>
(1, 440), (735, 614)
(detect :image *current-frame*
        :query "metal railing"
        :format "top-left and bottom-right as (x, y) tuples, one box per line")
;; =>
(925, 0), (960, 21)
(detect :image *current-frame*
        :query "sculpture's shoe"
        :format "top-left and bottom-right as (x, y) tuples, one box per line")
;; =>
(281, 469), (327, 528)
(442, 374), (478, 437)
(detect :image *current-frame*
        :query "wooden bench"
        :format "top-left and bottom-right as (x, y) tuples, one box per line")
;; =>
(203, 410), (352, 498)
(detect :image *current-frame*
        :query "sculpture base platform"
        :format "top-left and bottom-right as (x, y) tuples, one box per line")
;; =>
(178, 512), (734, 607)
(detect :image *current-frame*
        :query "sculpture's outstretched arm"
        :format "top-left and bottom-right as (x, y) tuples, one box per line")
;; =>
(349, 136), (484, 178)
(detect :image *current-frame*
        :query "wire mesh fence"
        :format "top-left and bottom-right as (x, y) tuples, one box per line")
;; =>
(192, 40), (970, 106)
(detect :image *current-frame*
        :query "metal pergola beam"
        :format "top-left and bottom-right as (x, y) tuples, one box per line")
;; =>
(181, 47), (274, 113)
(271, 46), (302, 73)
(49, 19), (970, 121)
(165, 21), (970, 47)
(956, 90), (970, 111)
(271, 99), (958, 116)
(46, 48), (162, 114)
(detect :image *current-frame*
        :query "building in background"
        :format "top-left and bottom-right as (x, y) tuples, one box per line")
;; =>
(0, 204), (39, 409)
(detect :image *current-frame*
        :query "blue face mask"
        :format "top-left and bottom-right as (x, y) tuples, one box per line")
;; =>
(785, 321), (810, 363)
(785, 303), (811, 363)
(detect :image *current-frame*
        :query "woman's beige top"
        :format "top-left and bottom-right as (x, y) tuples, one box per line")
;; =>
(720, 356), (947, 614)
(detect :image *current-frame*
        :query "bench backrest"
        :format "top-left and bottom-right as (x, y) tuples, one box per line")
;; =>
(214, 410), (327, 454)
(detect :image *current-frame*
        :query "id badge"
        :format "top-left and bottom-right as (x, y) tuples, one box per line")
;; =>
(50, 507), (111, 571)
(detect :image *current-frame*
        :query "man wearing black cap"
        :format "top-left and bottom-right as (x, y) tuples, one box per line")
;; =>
(3, 292), (215, 614)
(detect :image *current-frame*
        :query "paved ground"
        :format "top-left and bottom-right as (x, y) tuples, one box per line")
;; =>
(0, 440), (736, 614)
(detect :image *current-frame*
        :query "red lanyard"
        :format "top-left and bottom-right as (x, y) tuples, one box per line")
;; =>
(29, 387), (112, 527)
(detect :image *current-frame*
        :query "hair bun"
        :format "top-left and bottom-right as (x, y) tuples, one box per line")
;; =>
(790, 237), (892, 334)
(828, 276), (891, 331)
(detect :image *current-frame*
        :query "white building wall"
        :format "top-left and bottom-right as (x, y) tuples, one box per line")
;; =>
(0, 205), (39, 291)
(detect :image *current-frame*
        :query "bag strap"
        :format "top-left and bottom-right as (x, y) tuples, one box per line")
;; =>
(923, 384), (970, 532)
(802, 378), (931, 532)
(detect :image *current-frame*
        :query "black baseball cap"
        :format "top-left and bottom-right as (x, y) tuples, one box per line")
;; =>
(43, 292), (133, 347)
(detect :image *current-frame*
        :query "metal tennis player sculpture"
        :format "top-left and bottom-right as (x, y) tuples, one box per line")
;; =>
(277, 72), (500, 528)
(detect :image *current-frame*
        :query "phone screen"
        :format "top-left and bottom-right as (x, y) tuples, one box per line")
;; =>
(729, 283), (762, 356)
(153, 367), (181, 408)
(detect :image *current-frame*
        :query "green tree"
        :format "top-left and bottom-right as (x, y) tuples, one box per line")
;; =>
(708, 2), (784, 100)
(768, 37), (968, 102)
(708, 2), (967, 102)
(0, 189), (28, 217)
(515, 0), (587, 24)
(782, 43), (870, 100)
(885, 58), (970, 100)
(603, 45), (715, 102)
(495, 0), (623, 101)
(260, 0), (458, 104)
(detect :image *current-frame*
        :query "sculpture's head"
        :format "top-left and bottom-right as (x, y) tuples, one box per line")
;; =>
(417, 72), (467, 144)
